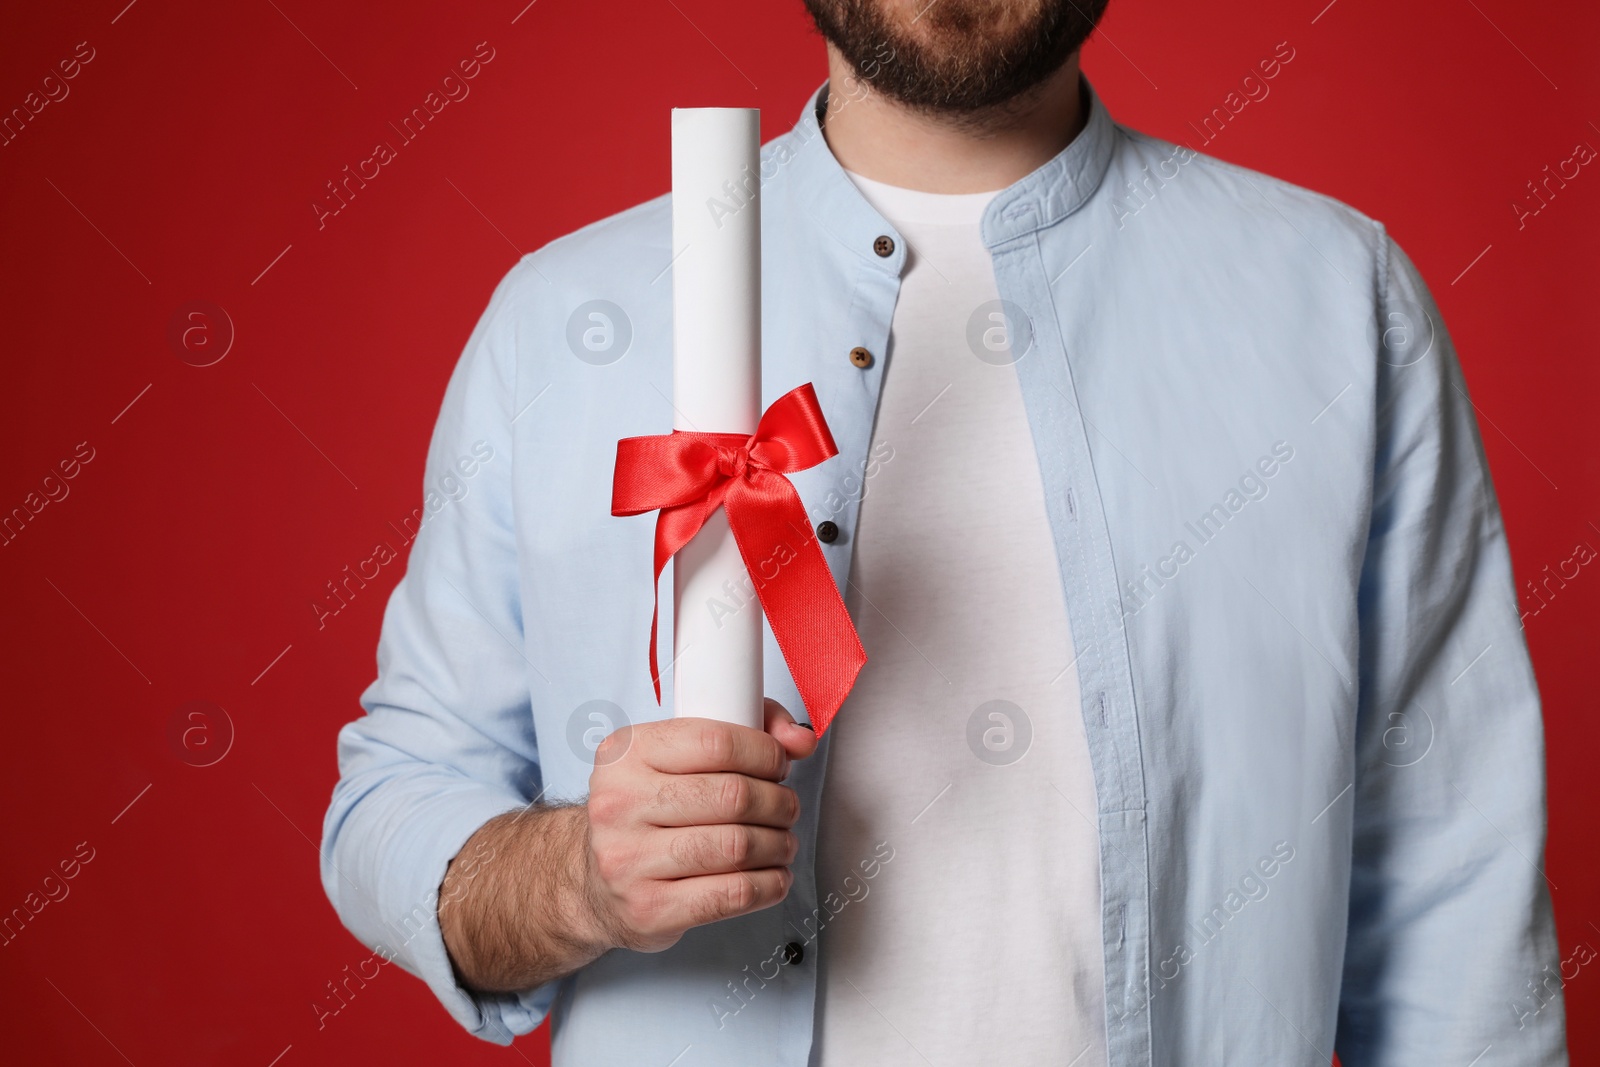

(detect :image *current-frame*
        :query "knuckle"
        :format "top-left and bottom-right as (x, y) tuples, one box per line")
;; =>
(595, 727), (628, 762)
(717, 775), (751, 820)
(725, 876), (757, 913)
(586, 790), (618, 826)
(761, 737), (788, 778)
(592, 843), (626, 885)
(587, 787), (629, 827)
(723, 824), (752, 868)
(699, 722), (736, 767)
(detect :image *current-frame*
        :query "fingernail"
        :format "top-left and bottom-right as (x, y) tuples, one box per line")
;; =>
(796, 723), (814, 732)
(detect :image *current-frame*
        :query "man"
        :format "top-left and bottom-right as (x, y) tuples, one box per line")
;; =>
(319, 0), (1568, 1063)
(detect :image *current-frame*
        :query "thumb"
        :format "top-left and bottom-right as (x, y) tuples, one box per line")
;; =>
(764, 698), (819, 763)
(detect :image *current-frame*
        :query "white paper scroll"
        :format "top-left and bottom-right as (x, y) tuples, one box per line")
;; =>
(670, 108), (763, 730)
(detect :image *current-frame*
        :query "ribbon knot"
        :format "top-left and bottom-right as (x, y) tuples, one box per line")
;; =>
(715, 443), (749, 479)
(611, 383), (866, 737)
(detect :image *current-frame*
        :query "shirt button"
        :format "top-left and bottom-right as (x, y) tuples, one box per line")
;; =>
(782, 941), (805, 965)
(849, 346), (873, 369)
(873, 235), (895, 257)
(816, 520), (839, 544)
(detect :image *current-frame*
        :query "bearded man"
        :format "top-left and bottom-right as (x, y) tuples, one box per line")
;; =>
(320, 2), (1567, 1064)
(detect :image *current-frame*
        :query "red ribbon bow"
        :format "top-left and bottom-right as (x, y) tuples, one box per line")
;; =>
(611, 383), (866, 737)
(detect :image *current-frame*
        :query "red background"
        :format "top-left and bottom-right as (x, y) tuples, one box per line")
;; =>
(2, 1), (1596, 1064)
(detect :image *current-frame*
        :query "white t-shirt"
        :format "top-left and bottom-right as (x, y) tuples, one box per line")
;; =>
(812, 170), (1107, 1067)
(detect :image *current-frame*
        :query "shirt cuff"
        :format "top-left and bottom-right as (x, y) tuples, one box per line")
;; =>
(337, 782), (563, 1045)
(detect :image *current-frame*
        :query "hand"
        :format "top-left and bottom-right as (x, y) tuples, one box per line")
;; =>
(582, 699), (819, 953)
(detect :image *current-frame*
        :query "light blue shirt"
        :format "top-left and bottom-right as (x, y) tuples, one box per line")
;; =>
(320, 79), (1566, 1065)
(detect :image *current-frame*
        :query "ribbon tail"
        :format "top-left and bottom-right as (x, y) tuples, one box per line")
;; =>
(725, 474), (866, 737)
(646, 568), (662, 705)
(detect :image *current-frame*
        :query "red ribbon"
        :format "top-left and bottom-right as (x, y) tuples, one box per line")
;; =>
(611, 383), (866, 737)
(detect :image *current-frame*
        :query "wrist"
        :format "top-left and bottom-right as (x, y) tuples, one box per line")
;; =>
(559, 804), (622, 957)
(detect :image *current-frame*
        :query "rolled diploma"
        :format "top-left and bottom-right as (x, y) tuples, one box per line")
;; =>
(670, 108), (763, 730)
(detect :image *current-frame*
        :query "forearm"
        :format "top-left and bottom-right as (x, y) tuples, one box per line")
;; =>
(438, 802), (613, 993)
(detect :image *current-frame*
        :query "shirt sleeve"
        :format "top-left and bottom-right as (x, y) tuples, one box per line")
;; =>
(1335, 234), (1567, 1064)
(318, 256), (559, 1045)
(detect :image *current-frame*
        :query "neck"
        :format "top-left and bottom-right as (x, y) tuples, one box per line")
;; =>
(818, 48), (1087, 194)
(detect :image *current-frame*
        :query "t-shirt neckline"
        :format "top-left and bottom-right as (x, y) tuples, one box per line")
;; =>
(841, 168), (1004, 226)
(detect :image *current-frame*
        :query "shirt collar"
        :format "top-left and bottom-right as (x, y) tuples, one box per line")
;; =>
(779, 73), (1117, 261)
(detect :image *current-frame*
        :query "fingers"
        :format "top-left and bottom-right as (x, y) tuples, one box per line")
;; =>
(636, 716), (791, 781)
(638, 824), (798, 880)
(583, 710), (810, 953)
(764, 698), (818, 762)
(640, 772), (801, 830)
(622, 868), (794, 944)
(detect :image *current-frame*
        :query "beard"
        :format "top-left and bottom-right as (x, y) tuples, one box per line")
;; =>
(802, 0), (1109, 115)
